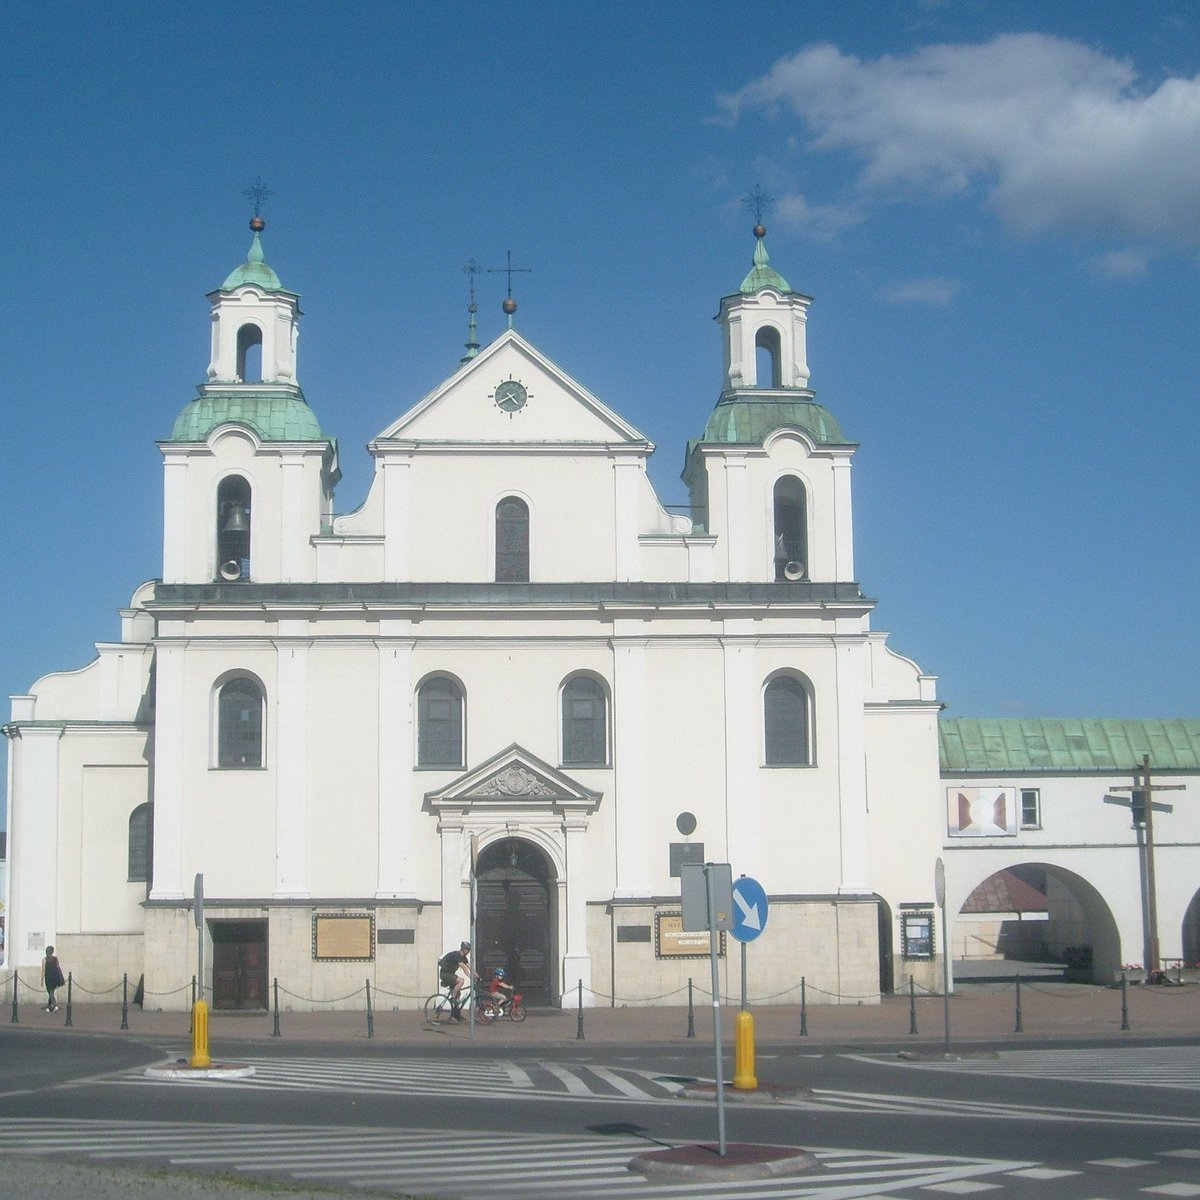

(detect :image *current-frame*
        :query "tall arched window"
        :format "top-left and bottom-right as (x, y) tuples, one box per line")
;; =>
(216, 475), (252, 582)
(496, 497), (529, 582)
(217, 676), (265, 768)
(773, 475), (808, 580)
(764, 674), (812, 766)
(755, 325), (782, 387)
(417, 676), (464, 767)
(561, 675), (608, 766)
(127, 803), (153, 883)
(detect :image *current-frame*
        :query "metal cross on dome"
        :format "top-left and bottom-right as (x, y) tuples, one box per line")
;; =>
(245, 177), (275, 218)
(742, 185), (774, 226)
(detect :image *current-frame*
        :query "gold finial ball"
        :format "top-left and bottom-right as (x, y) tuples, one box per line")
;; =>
(502, 297), (518, 315)
(753, 223), (767, 239)
(250, 215), (266, 232)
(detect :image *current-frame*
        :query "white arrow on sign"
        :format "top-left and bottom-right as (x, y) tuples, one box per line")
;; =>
(733, 888), (762, 931)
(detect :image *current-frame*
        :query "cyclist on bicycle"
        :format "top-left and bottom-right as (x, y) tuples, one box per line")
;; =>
(487, 967), (514, 1014)
(438, 941), (475, 1020)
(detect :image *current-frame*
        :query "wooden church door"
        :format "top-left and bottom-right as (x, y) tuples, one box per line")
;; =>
(475, 839), (555, 1006)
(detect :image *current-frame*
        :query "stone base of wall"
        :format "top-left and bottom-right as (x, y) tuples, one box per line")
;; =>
(36, 896), (951, 1010)
(593, 896), (885, 1007)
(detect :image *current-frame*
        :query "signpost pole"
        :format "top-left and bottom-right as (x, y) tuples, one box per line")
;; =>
(704, 864), (726, 1157)
(190, 873), (211, 1068)
(935, 857), (950, 1056)
(469, 835), (478, 1042)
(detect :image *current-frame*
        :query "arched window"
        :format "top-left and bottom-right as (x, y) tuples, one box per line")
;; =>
(496, 496), (529, 582)
(561, 675), (608, 766)
(216, 475), (252, 582)
(127, 803), (153, 883)
(764, 674), (812, 766)
(755, 325), (782, 388)
(773, 475), (808, 580)
(418, 676), (464, 767)
(217, 676), (265, 768)
(236, 323), (263, 383)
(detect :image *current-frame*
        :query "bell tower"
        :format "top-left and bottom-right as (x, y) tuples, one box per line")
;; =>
(206, 215), (300, 385)
(160, 201), (339, 586)
(684, 202), (856, 585)
(716, 219), (811, 393)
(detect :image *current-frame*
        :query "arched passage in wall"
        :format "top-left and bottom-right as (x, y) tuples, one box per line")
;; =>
(475, 837), (558, 1006)
(956, 863), (1121, 983)
(1182, 890), (1200, 965)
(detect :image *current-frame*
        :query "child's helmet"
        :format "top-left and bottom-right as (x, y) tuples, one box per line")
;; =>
(493, 968), (506, 978)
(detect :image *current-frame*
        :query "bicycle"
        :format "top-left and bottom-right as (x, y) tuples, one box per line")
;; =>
(478, 989), (526, 1023)
(423, 985), (494, 1025)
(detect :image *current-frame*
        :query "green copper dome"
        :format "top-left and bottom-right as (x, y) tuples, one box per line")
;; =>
(740, 236), (793, 295)
(697, 393), (846, 446)
(168, 387), (326, 442)
(221, 231), (284, 292)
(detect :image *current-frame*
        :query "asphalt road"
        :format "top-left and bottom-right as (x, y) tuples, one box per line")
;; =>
(2, 1027), (1199, 1198)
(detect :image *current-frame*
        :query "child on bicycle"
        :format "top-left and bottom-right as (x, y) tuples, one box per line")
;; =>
(487, 967), (514, 1015)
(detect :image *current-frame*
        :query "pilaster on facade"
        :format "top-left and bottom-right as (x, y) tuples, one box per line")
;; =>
(610, 635), (651, 898)
(272, 633), (311, 898)
(376, 636), (417, 898)
(833, 639), (871, 894)
(148, 643), (187, 901)
(5, 721), (64, 970)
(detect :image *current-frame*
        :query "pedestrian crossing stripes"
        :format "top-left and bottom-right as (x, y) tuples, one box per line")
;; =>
(0, 1118), (1040, 1199)
(111, 1054), (691, 1102)
(804, 1087), (1200, 1128)
(853, 1045), (1200, 1091)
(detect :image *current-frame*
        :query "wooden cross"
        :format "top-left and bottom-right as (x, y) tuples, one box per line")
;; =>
(1110, 754), (1186, 974)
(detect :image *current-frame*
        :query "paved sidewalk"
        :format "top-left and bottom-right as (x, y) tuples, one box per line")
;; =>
(7, 980), (1198, 1048)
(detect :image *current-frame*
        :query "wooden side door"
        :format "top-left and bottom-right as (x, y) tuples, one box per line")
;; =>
(210, 921), (268, 1010)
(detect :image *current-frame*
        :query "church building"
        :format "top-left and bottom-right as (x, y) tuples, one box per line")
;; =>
(9, 212), (1191, 1012)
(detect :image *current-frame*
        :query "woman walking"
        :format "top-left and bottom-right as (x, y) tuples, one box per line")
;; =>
(42, 945), (65, 1013)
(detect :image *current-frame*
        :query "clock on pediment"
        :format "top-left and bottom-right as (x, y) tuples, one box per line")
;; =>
(491, 376), (530, 416)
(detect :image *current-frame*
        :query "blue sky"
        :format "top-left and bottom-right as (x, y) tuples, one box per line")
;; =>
(2, 1), (1198, 802)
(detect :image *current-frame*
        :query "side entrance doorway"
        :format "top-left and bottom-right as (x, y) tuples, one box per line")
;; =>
(475, 838), (556, 1006)
(210, 919), (268, 1010)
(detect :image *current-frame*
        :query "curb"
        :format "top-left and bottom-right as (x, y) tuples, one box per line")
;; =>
(631, 1142), (819, 1181)
(144, 1060), (256, 1082)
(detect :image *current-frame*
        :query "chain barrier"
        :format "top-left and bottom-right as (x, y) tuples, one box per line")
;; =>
(580, 982), (691, 1005)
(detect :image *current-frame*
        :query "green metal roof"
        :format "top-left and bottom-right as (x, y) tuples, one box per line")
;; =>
(694, 393), (847, 447)
(740, 236), (793, 294)
(939, 718), (1200, 773)
(221, 231), (283, 291)
(168, 387), (327, 442)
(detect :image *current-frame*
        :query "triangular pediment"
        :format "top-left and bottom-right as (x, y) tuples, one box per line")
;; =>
(424, 743), (602, 814)
(374, 329), (651, 449)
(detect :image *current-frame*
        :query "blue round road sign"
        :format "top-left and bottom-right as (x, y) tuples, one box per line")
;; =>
(730, 876), (769, 942)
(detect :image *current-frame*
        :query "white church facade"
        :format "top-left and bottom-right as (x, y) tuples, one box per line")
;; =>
(3, 217), (1196, 1010)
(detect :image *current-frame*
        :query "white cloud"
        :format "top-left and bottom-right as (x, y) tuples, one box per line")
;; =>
(772, 190), (864, 241)
(720, 34), (1200, 251)
(880, 276), (961, 305)
(1089, 248), (1152, 278)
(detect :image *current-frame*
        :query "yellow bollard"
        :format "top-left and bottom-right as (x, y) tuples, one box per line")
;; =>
(732, 1009), (757, 1089)
(190, 998), (212, 1068)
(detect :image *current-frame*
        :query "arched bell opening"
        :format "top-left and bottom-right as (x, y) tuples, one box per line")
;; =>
(755, 324), (783, 388)
(475, 837), (557, 1006)
(216, 475), (252, 582)
(773, 475), (808, 581)
(236, 323), (264, 383)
